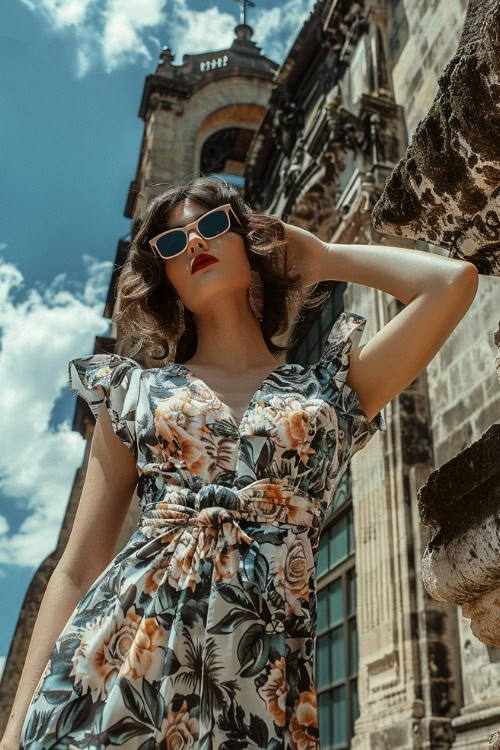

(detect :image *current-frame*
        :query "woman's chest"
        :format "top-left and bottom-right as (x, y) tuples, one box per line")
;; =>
(180, 365), (281, 426)
(139, 368), (337, 464)
(135, 367), (348, 506)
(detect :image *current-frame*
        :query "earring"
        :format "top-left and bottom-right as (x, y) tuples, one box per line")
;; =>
(128, 336), (144, 357)
(248, 270), (264, 321)
(175, 297), (186, 341)
(166, 297), (185, 363)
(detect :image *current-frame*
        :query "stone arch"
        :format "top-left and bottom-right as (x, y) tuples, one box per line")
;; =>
(194, 102), (266, 178)
(183, 79), (269, 175)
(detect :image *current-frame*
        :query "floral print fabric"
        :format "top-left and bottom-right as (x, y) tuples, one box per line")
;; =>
(20, 311), (386, 750)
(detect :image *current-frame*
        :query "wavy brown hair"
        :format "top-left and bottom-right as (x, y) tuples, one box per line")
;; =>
(114, 176), (329, 366)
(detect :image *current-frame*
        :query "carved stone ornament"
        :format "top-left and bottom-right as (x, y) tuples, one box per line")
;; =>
(271, 92), (305, 158)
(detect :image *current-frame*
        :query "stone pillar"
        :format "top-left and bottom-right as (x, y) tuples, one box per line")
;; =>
(347, 287), (461, 750)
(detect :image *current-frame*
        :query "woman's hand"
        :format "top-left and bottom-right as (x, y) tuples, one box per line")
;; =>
(281, 221), (330, 289)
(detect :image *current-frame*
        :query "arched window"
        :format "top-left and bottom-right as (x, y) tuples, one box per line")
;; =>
(200, 127), (255, 182)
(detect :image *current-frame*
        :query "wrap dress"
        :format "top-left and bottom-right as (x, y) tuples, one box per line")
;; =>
(20, 311), (386, 750)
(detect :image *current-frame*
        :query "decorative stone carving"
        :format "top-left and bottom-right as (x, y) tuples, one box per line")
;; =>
(319, 0), (366, 94)
(280, 135), (307, 195)
(289, 178), (341, 241)
(325, 89), (402, 172)
(419, 421), (500, 611)
(490, 730), (500, 750)
(462, 586), (500, 649)
(270, 92), (305, 158)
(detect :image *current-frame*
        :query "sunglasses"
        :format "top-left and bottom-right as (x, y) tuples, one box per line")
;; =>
(148, 203), (242, 260)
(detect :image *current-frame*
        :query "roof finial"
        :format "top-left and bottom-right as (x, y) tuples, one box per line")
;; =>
(232, 0), (255, 26)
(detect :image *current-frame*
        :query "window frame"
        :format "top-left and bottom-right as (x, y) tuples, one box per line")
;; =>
(316, 470), (359, 750)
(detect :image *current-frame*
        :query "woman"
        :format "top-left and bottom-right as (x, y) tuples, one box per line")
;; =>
(4, 176), (477, 749)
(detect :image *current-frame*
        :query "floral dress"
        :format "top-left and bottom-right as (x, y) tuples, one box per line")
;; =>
(20, 311), (386, 750)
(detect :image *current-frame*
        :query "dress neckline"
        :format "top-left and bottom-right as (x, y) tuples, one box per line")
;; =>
(172, 361), (305, 432)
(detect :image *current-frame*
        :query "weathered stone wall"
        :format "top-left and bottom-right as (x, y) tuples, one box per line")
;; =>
(388, 0), (500, 745)
(390, 0), (468, 137)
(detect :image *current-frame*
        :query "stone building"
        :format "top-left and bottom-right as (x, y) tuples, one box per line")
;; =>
(2, 1), (500, 748)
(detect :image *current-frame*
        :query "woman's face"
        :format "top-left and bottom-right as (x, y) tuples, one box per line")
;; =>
(161, 198), (252, 314)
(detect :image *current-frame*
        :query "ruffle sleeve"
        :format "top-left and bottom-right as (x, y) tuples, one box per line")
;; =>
(317, 311), (387, 460)
(68, 353), (142, 461)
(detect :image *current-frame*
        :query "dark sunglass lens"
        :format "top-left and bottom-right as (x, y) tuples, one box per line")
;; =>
(156, 230), (186, 257)
(198, 209), (229, 238)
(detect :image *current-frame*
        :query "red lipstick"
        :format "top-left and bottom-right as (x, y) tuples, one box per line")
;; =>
(192, 253), (219, 274)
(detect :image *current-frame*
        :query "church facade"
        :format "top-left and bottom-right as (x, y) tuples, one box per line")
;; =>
(2, 1), (499, 747)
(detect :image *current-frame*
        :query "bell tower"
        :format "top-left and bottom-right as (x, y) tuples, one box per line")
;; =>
(123, 4), (278, 227)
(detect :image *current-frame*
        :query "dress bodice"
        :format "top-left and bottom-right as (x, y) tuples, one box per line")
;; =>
(68, 311), (386, 533)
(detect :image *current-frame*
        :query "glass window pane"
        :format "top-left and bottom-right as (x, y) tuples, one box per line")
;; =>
(347, 568), (356, 616)
(348, 508), (355, 554)
(332, 626), (345, 682)
(317, 533), (329, 577)
(350, 679), (359, 736)
(333, 685), (347, 747)
(317, 635), (330, 689)
(318, 588), (329, 632)
(349, 620), (358, 676)
(329, 578), (343, 625)
(330, 514), (348, 566)
(319, 691), (331, 747)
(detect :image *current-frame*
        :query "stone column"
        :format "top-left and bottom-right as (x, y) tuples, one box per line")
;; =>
(348, 287), (461, 750)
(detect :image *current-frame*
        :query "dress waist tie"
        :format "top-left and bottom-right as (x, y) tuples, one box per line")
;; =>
(135, 477), (316, 594)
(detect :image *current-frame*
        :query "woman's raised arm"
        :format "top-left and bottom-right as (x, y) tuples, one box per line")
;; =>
(284, 222), (479, 422)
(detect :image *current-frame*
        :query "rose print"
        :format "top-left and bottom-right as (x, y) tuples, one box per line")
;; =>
(121, 616), (164, 680)
(160, 699), (199, 748)
(284, 540), (310, 606)
(290, 688), (320, 750)
(258, 656), (287, 726)
(69, 603), (142, 701)
(20, 314), (384, 748)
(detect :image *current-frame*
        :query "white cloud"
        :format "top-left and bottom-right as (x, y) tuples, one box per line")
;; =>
(101, 0), (167, 73)
(251, 0), (317, 63)
(20, 0), (94, 28)
(0, 249), (112, 570)
(19, 0), (317, 78)
(0, 656), (5, 681)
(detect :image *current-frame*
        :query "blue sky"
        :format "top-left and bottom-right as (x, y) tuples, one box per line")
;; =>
(0, 0), (317, 680)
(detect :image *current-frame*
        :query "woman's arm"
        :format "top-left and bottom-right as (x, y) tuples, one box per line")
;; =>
(283, 222), (476, 301)
(284, 223), (479, 422)
(2, 405), (138, 746)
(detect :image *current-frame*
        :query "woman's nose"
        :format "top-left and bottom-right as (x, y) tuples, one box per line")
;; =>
(187, 230), (208, 252)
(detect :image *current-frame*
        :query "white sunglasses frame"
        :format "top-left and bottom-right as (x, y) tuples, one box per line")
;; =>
(148, 203), (242, 260)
